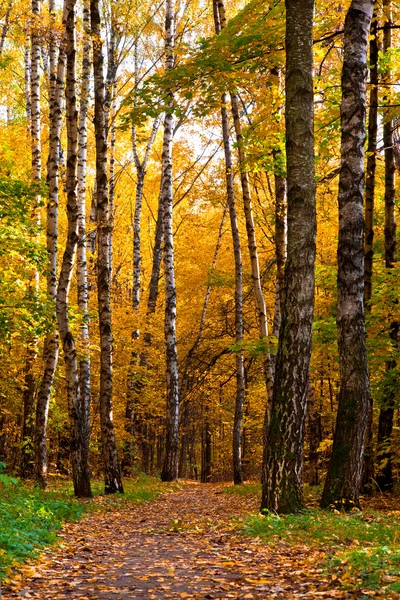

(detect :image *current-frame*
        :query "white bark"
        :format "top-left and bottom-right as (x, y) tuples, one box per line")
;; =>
(160, 0), (180, 482)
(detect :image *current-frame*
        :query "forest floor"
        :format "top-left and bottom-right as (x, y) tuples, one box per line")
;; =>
(2, 481), (400, 600)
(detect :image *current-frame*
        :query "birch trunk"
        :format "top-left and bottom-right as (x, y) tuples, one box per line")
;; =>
(123, 110), (159, 473)
(0, 1), (11, 56)
(35, 4), (66, 487)
(321, 0), (373, 510)
(362, 12), (378, 493)
(148, 190), (164, 314)
(24, 42), (31, 123)
(261, 0), (316, 514)
(132, 117), (160, 311)
(57, 0), (91, 498)
(229, 92), (274, 400)
(76, 0), (91, 467)
(160, 0), (180, 482)
(21, 0), (42, 478)
(91, 0), (124, 493)
(377, 0), (396, 493)
(213, 0), (245, 486)
(217, 0), (274, 466)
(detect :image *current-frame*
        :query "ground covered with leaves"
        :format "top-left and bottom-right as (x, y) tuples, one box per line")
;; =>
(2, 481), (400, 599)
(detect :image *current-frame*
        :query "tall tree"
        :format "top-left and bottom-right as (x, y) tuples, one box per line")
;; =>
(76, 0), (91, 483)
(361, 9), (379, 493)
(213, 0), (245, 486)
(57, 0), (92, 498)
(21, 0), (42, 478)
(35, 0), (66, 487)
(321, 0), (374, 510)
(91, 0), (124, 493)
(376, 0), (396, 493)
(261, 0), (316, 514)
(160, 0), (180, 482)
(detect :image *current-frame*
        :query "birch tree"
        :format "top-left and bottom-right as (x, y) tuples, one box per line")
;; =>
(321, 0), (374, 510)
(35, 0), (66, 487)
(261, 0), (316, 514)
(76, 0), (91, 471)
(91, 0), (124, 493)
(160, 0), (180, 482)
(21, 0), (42, 477)
(56, 0), (91, 498)
(213, 0), (245, 486)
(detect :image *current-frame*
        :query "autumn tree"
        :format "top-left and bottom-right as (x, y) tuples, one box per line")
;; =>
(261, 0), (316, 514)
(321, 0), (374, 510)
(91, 0), (124, 493)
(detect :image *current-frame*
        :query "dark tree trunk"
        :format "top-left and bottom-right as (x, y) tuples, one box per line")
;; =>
(261, 0), (316, 514)
(307, 384), (320, 486)
(361, 10), (378, 495)
(91, 0), (123, 494)
(376, 0), (396, 493)
(201, 418), (212, 483)
(321, 0), (373, 511)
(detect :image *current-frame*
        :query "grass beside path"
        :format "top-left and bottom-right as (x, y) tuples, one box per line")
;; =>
(225, 483), (400, 596)
(0, 472), (169, 580)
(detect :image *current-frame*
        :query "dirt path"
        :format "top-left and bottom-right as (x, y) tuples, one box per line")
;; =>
(3, 483), (349, 599)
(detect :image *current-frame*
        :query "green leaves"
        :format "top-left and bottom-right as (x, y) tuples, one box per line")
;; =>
(229, 336), (278, 357)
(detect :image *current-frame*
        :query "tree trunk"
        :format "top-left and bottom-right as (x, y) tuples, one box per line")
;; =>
(377, 0), (396, 493)
(160, 0), (180, 483)
(307, 384), (320, 486)
(272, 149), (287, 342)
(261, 0), (315, 514)
(361, 9), (378, 495)
(35, 3), (66, 488)
(91, 0), (124, 494)
(213, 0), (245, 487)
(57, 0), (92, 498)
(147, 190), (164, 314)
(76, 0), (91, 479)
(21, 0), (42, 479)
(321, 0), (373, 511)
(229, 91), (274, 400)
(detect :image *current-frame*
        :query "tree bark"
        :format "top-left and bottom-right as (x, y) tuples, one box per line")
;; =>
(321, 0), (373, 511)
(160, 0), (180, 482)
(57, 0), (92, 498)
(21, 0), (42, 479)
(76, 0), (91, 477)
(377, 0), (396, 493)
(35, 2), (66, 488)
(261, 0), (316, 514)
(147, 190), (164, 314)
(213, 0), (245, 487)
(361, 12), (378, 494)
(91, 0), (124, 493)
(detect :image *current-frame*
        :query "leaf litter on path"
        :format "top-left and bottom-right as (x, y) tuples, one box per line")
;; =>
(1, 482), (382, 599)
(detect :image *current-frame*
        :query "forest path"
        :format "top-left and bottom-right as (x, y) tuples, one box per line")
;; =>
(3, 482), (347, 599)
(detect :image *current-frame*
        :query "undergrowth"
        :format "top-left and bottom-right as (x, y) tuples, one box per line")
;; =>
(222, 482), (262, 497)
(243, 504), (400, 594)
(0, 471), (168, 580)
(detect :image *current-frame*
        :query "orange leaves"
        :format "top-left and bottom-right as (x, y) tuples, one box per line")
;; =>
(2, 482), (360, 600)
